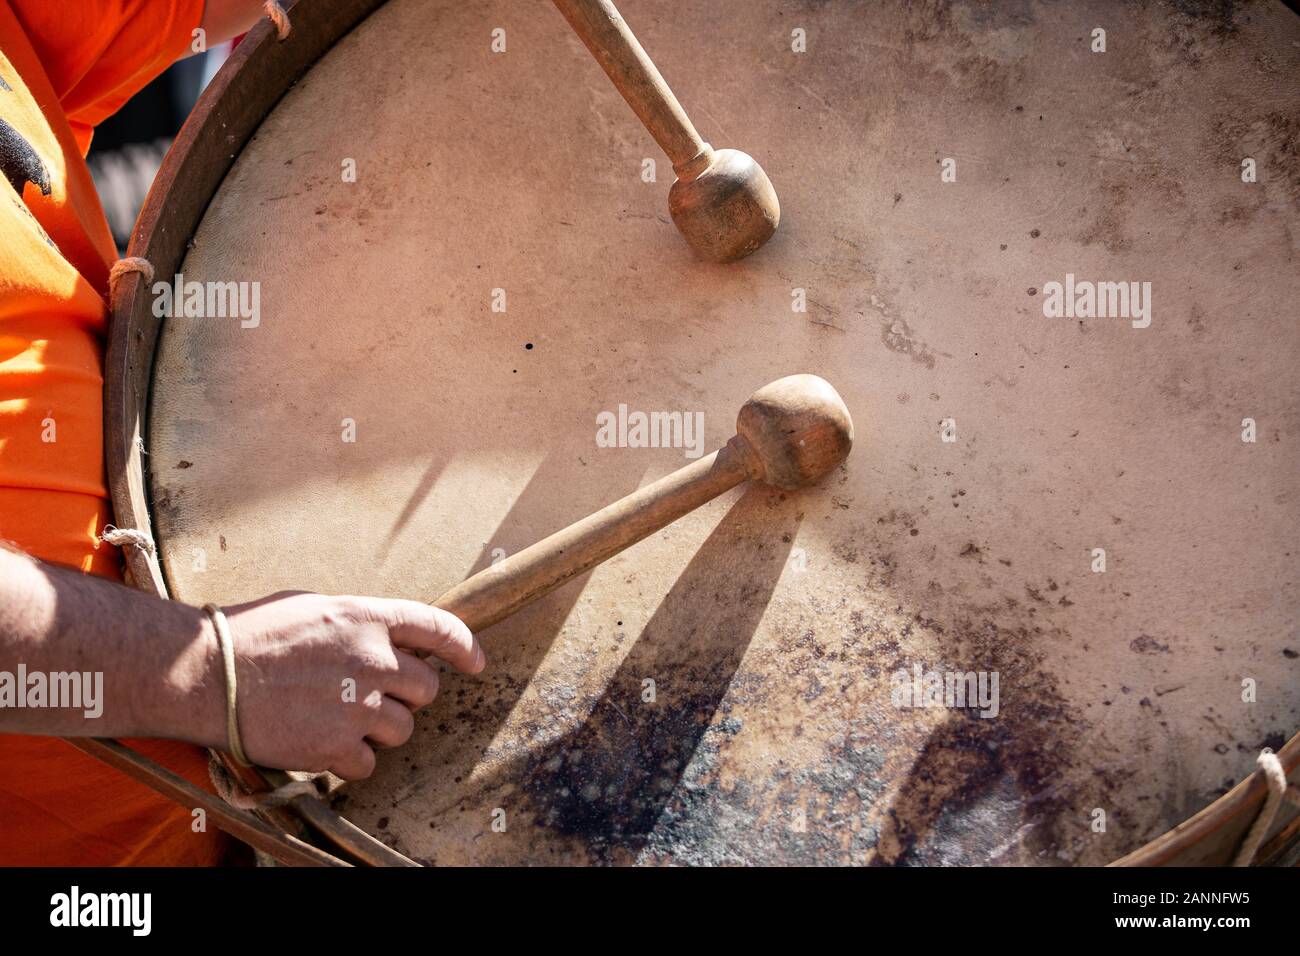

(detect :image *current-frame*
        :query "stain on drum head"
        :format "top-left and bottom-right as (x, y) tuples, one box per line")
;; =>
(146, 0), (1300, 864)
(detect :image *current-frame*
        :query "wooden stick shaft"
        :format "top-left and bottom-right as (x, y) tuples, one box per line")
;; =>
(435, 438), (754, 633)
(64, 738), (349, 867)
(551, 0), (707, 169)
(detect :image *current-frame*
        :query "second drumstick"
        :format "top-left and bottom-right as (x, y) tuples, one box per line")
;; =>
(552, 0), (780, 262)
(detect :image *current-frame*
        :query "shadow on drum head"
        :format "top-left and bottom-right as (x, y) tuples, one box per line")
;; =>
(393, 485), (799, 863)
(374, 448), (653, 791)
(377, 457), (447, 563)
(515, 486), (798, 861)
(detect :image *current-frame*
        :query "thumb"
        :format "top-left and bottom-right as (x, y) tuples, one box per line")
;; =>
(352, 597), (485, 675)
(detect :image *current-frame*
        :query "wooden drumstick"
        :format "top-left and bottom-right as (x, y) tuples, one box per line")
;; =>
(551, 0), (780, 263)
(433, 375), (851, 633)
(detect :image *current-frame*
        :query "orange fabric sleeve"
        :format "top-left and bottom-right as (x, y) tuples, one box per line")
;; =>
(5, 0), (205, 155)
(0, 0), (229, 866)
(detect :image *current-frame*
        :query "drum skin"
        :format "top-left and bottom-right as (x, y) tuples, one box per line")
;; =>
(139, 0), (1299, 865)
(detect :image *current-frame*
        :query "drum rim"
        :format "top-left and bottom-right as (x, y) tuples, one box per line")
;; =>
(104, 0), (1299, 867)
(1111, 733), (1300, 867)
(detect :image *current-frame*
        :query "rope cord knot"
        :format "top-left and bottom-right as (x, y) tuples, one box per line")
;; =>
(208, 757), (321, 811)
(1233, 749), (1300, 866)
(264, 0), (291, 40)
(108, 256), (154, 309)
(100, 524), (156, 555)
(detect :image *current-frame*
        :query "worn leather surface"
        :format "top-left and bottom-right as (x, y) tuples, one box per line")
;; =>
(149, 0), (1299, 864)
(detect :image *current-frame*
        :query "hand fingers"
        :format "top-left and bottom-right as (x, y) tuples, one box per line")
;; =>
(386, 649), (440, 710)
(365, 696), (416, 749)
(352, 597), (485, 675)
(330, 741), (376, 780)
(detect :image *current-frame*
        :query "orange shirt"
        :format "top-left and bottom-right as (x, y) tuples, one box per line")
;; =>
(0, 0), (227, 865)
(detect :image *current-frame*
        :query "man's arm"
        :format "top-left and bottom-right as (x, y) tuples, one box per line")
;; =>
(0, 548), (484, 780)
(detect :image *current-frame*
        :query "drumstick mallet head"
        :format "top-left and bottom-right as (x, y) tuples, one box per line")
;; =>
(551, 0), (781, 263)
(733, 373), (853, 490)
(669, 146), (781, 263)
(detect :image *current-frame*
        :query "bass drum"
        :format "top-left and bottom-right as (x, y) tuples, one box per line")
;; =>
(110, 0), (1300, 865)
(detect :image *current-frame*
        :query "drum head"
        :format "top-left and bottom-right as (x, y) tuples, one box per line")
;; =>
(144, 0), (1300, 864)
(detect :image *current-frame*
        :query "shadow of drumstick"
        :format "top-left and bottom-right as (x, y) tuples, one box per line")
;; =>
(490, 485), (801, 861)
(377, 456), (447, 563)
(448, 443), (649, 684)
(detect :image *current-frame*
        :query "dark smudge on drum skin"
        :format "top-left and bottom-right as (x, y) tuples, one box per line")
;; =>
(1207, 110), (1300, 205)
(639, 722), (891, 866)
(839, 496), (1123, 864)
(871, 612), (1116, 866)
(1169, 0), (1240, 41)
(513, 683), (896, 866)
(519, 686), (749, 862)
